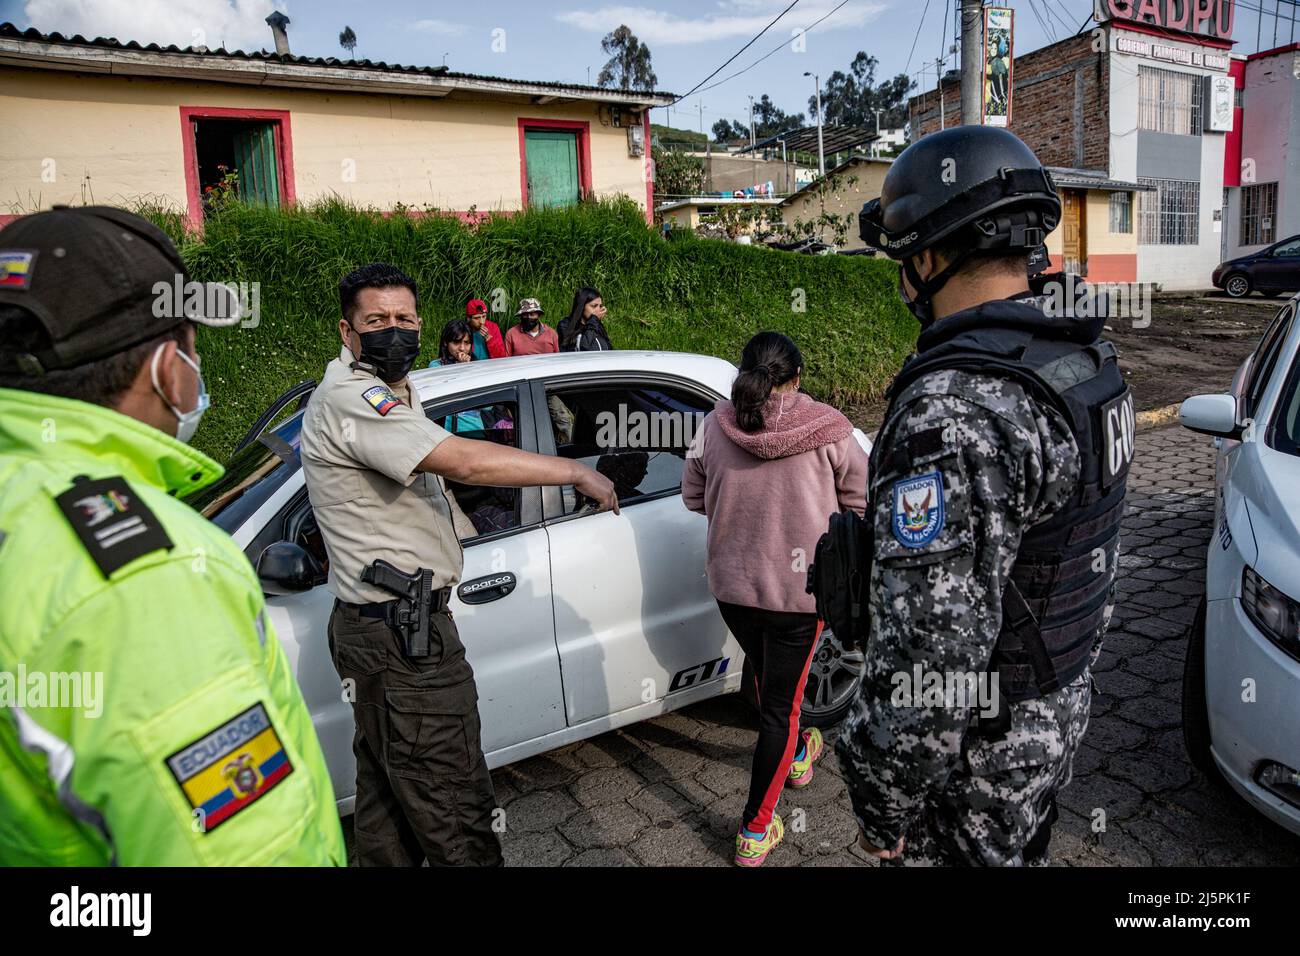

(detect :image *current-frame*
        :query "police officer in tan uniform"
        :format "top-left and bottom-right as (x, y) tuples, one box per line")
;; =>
(302, 264), (617, 866)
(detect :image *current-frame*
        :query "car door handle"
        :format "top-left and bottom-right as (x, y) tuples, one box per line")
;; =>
(458, 572), (517, 605)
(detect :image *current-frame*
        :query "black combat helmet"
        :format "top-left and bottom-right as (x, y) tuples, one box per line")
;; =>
(860, 126), (1061, 323)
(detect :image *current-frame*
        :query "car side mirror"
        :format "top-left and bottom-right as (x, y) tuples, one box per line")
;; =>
(1180, 394), (1241, 439)
(257, 541), (324, 595)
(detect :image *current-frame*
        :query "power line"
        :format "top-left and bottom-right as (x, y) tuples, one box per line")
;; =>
(693, 0), (858, 96)
(672, 0), (803, 104)
(903, 0), (934, 77)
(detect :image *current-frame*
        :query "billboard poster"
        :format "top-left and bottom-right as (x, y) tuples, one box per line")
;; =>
(982, 7), (1014, 127)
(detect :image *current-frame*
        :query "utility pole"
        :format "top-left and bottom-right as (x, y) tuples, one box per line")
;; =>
(960, 0), (983, 124)
(873, 107), (884, 157)
(804, 71), (825, 178)
(748, 95), (756, 150)
(698, 100), (703, 137)
(937, 58), (946, 131)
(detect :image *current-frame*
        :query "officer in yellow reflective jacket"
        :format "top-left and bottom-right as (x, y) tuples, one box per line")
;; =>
(0, 207), (344, 865)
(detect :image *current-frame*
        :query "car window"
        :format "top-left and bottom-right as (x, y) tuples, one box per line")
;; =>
(185, 413), (303, 534)
(544, 382), (712, 511)
(1273, 239), (1300, 257)
(433, 399), (524, 541)
(1245, 305), (1295, 418)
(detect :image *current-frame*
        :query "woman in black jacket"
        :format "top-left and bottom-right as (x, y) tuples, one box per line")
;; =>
(557, 287), (614, 352)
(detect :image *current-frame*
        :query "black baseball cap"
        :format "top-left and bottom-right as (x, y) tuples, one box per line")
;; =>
(0, 205), (240, 374)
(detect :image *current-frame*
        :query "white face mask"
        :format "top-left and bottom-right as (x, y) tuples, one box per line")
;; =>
(150, 343), (210, 443)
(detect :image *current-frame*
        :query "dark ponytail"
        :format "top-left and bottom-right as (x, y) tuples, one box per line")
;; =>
(731, 331), (802, 432)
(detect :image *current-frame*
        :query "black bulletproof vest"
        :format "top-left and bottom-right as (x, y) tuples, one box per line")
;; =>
(878, 299), (1134, 701)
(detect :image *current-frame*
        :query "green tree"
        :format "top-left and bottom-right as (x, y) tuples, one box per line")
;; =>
(338, 25), (357, 59)
(596, 25), (657, 92)
(651, 146), (706, 203)
(809, 52), (913, 129)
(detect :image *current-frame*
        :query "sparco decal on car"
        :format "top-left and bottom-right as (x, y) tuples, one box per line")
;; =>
(669, 656), (730, 692)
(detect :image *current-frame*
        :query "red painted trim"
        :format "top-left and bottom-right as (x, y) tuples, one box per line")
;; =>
(516, 117), (593, 208)
(1110, 19), (1234, 50)
(643, 110), (653, 224)
(1248, 41), (1300, 60)
(0, 214), (21, 231)
(179, 106), (296, 232)
(1046, 252), (1137, 283)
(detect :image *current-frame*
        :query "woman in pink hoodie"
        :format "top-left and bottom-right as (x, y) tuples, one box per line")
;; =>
(683, 331), (868, 867)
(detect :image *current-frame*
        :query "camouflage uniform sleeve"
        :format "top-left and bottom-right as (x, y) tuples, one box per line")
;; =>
(836, 388), (1051, 851)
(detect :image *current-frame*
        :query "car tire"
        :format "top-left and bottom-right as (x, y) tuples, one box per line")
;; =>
(740, 625), (865, 729)
(1181, 595), (1225, 785)
(1224, 273), (1252, 298)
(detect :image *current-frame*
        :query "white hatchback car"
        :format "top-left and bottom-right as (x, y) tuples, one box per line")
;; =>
(186, 351), (870, 812)
(1180, 294), (1300, 836)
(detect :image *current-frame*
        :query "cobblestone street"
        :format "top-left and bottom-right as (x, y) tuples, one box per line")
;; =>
(491, 425), (1300, 866)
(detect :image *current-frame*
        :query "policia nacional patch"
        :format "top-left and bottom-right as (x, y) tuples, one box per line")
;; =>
(892, 471), (945, 547)
(165, 703), (294, 833)
(54, 476), (173, 577)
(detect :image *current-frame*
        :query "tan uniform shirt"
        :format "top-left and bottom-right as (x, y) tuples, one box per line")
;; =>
(301, 346), (462, 604)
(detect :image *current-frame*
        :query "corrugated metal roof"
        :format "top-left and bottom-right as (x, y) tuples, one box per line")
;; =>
(0, 22), (676, 104)
(735, 124), (878, 156)
(1047, 167), (1154, 192)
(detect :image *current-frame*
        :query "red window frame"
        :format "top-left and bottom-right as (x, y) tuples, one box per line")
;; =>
(516, 118), (593, 208)
(179, 106), (296, 231)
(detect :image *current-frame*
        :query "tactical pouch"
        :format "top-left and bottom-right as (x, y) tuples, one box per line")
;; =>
(806, 509), (871, 650)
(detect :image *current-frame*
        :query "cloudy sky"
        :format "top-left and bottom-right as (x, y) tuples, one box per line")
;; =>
(0, 1), (1283, 133)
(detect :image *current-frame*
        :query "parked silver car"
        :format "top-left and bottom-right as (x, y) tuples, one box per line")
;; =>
(1180, 293), (1300, 836)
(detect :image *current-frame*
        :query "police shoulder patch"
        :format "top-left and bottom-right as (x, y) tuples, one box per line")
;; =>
(54, 476), (173, 578)
(166, 703), (294, 833)
(891, 471), (945, 548)
(361, 384), (401, 416)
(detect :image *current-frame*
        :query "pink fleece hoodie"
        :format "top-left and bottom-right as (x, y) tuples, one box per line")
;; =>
(682, 390), (869, 615)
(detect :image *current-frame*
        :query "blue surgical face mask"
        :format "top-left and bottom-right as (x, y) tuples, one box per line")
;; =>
(150, 343), (209, 444)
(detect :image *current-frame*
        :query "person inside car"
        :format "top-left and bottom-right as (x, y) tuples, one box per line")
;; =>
(682, 330), (868, 867)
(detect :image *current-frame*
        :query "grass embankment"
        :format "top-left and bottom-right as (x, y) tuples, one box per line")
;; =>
(146, 197), (915, 463)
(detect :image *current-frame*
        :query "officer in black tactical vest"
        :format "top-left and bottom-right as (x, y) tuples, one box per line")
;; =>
(835, 126), (1135, 865)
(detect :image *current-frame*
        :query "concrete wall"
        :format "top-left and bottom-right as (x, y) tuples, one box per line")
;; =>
(1109, 45), (1228, 290)
(1044, 188), (1138, 282)
(778, 159), (891, 250)
(1226, 48), (1300, 260)
(0, 66), (651, 223)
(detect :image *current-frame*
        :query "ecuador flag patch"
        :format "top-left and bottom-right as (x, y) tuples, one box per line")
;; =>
(165, 703), (293, 833)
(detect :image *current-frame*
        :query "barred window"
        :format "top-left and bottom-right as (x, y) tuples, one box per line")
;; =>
(1109, 192), (1132, 233)
(1241, 182), (1278, 246)
(1137, 179), (1200, 245)
(1137, 66), (1202, 136)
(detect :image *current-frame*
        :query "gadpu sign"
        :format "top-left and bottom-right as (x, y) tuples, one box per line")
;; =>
(1094, 0), (1235, 41)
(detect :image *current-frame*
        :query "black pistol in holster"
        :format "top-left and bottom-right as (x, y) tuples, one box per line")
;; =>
(359, 559), (447, 658)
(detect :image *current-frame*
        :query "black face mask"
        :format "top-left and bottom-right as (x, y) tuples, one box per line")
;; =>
(351, 325), (421, 382)
(521, 315), (540, 331)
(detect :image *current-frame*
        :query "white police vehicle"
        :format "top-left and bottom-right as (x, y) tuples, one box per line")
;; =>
(1180, 294), (1300, 836)
(188, 351), (870, 812)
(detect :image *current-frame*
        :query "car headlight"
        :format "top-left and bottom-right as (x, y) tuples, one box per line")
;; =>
(1242, 566), (1300, 661)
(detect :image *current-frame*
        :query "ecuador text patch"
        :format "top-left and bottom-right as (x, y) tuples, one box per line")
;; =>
(892, 471), (945, 548)
(362, 385), (400, 416)
(166, 703), (293, 833)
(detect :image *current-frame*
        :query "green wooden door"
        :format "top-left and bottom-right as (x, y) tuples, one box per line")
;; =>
(232, 123), (281, 207)
(524, 129), (580, 208)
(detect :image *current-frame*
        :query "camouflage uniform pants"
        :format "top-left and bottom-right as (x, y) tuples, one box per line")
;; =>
(329, 601), (504, 867)
(886, 672), (1091, 867)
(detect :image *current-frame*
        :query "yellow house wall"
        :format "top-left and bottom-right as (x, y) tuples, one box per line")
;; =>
(778, 161), (890, 250)
(0, 67), (648, 217)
